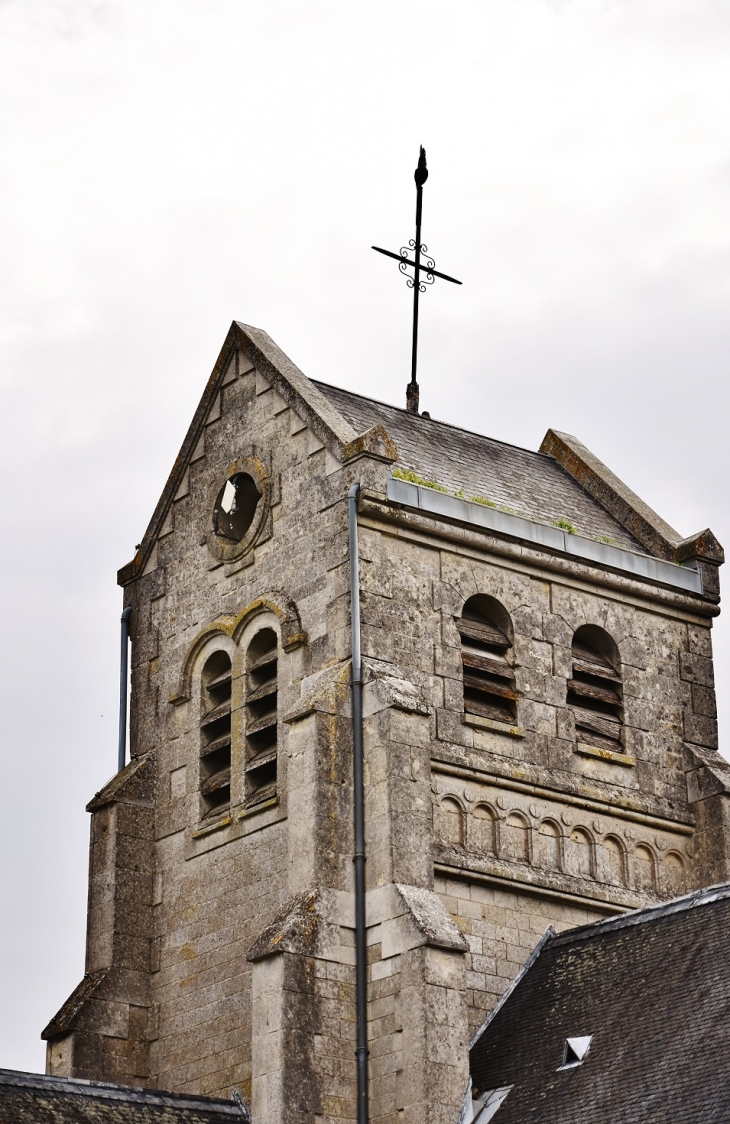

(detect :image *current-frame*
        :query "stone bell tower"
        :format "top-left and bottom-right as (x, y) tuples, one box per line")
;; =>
(42, 322), (730, 1124)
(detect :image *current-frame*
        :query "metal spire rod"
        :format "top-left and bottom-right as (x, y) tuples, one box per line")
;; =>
(372, 146), (462, 414)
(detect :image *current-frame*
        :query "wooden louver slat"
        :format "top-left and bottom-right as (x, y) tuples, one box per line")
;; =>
(200, 699), (232, 727)
(462, 650), (515, 679)
(463, 671), (518, 701)
(200, 766), (231, 796)
(206, 669), (233, 691)
(572, 707), (622, 742)
(246, 679), (278, 705)
(572, 642), (614, 669)
(458, 617), (510, 649)
(572, 656), (622, 683)
(200, 732), (232, 758)
(568, 679), (622, 706)
(464, 693), (517, 724)
(246, 711), (277, 737)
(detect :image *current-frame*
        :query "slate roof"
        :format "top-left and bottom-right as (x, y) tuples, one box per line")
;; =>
(313, 382), (647, 553)
(0, 1070), (246, 1124)
(468, 883), (730, 1124)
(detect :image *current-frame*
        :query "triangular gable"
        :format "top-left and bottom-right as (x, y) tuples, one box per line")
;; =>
(118, 322), (397, 585)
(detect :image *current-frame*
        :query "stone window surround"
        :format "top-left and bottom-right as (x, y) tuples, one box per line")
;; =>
(177, 608), (292, 850)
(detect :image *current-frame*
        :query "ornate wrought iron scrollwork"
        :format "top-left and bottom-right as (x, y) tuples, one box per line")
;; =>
(400, 240), (437, 291)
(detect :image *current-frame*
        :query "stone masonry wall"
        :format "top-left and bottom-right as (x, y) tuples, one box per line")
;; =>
(434, 874), (605, 1041)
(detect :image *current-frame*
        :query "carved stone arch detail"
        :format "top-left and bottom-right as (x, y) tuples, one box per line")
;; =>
(435, 794), (466, 848)
(600, 833), (627, 886)
(500, 809), (531, 864)
(470, 802), (498, 855)
(230, 591), (306, 652)
(534, 817), (562, 872)
(437, 792), (467, 815)
(632, 842), (658, 893)
(169, 591), (306, 704)
(663, 850), (687, 897)
(565, 824), (595, 879)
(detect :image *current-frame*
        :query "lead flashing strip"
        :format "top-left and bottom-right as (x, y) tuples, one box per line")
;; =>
(387, 477), (702, 595)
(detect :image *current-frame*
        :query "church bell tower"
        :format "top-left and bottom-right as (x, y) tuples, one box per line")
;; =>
(42, 322), (730, 1124)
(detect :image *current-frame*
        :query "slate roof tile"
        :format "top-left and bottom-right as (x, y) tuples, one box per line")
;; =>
(314, 382), (648, 553)
(0, 1070), (245, 1124)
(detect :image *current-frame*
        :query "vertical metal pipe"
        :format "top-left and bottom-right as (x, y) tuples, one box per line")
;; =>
(348, 483), (368, 1124)
(118, 606), (132, 773)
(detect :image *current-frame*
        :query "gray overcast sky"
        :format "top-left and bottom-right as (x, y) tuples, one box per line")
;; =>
(2, 0), (730, 1074)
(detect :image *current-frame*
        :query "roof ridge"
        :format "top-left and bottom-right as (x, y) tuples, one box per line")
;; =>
(0, 1068), (241, 1113)
(548, 881), (730, 947)
(311, 379), (554, 462)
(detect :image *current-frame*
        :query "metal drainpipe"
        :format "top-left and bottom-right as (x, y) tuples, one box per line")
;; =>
(118, 606), (132, 773)
(348, 483), (368, 1124)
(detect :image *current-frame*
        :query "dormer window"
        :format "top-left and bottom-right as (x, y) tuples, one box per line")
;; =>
(567, 626), (623, 752)
(558, 1035), (593, 1070)
(470, 1086), (512, 1123)
(458, 596), (517, 725)
(245, 628), (278, 807)
(199, 652), (232, 821)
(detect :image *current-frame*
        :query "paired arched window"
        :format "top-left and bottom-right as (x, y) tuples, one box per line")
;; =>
(244, 628), (279, 807)
(458, 595), (517, 724)
(567, 625), (623, 752)
(197, 624), (280, 821)
(199, 651), (233, 821)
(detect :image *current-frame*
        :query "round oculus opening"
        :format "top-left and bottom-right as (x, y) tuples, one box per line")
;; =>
(213, 473), (261, 543)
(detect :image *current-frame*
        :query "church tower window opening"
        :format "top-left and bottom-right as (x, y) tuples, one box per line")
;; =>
(244, 627), (279, 807)
(213, 472), (261, 543)
(568, 625), (623, 752)
(199, 651), (233, 821)
(458, 595), (517, 724)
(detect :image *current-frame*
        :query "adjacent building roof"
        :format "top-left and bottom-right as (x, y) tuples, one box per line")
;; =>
(468, 882), (730, 1124)
(314, 381), (647, 552)
(0, 1069), (247, 1124)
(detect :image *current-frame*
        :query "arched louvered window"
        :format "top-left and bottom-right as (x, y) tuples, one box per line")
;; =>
(568, 625), (623, 752)
(245, 628), (278, 807)
(458, 595), (517, 724)
(199, 651), (232, 821)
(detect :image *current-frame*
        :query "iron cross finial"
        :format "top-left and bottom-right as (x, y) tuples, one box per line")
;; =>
(372, 146), (461, 415)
